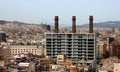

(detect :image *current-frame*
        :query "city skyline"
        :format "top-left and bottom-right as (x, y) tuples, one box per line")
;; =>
(1, 1), (120, 71)
(0, 0), (120, 26)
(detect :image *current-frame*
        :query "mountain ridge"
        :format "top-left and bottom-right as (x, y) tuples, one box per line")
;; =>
(77, 21), (120, 28)
(1, 20), (120, 28)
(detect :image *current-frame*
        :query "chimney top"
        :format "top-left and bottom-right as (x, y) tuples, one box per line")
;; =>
(89, 16), (94, 33)
(72, 16), (76, 21)
(54, 16), (59, 33)
(72, 16), (76, 33)
(55, 16), (59, 21)
(89, 16), (93, 20)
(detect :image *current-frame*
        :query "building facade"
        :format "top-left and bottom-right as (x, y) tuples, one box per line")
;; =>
(0, 42), (10, 64)
(113, 63), (120, 72)
(10, 45), (43, 57)
(0, 31), (6, 42)
(46, 33), (96, 67)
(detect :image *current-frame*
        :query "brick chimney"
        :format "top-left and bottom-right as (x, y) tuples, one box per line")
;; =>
(54, 16), (59, 33)
(72, 16), (76, 33)
(89, 16), (93, 33)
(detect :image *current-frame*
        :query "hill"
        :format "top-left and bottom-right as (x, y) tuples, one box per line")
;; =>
(78, 21), (120, 28)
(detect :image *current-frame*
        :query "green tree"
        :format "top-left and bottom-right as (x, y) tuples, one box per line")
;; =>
(102, 51), (109, 58)
(88, 68), (97, 72)
(113, 53), (120, 58)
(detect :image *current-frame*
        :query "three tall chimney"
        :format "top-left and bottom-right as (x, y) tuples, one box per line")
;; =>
(72, 16), (76, 33)
(54, 16), (59, 33)
(54, 16), (93, 33)
(89, 16), (93, 33)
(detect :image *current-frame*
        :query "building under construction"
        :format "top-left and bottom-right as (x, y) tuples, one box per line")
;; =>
(46, 16), (96, 67)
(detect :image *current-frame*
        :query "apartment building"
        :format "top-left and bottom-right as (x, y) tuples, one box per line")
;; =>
(10, 45), (43, 57)
(0, 42), (10, 64)
(0, 30), (6, 42)
(46, 33), (96, 67)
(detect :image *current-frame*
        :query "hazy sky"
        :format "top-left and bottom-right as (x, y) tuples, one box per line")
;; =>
(0, 0), (120, 26)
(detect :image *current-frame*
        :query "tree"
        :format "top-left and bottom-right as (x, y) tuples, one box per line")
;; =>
(88, 68), (97, 72)
(113, 53), (120, 58)
(27, 42), (31, 45)
(102, 51), (109, 58)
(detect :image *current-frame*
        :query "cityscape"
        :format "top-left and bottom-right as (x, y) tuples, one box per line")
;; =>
(1, 15), (120, 72)
(1, 0), (120, 72)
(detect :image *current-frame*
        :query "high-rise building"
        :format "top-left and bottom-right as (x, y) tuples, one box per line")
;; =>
(0, 42), (10, 64)
(0, 30), (6, 42)
(46, 33), (96, 67)
(46, 25), (51, 31)
(41, 24), (51, 31)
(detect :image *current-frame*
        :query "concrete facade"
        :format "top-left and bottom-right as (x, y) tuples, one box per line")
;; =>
(46, 33), (96, 67)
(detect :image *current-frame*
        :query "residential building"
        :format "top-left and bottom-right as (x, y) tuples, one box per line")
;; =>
(110, 40), (120, 55)
(38, 57), (52, 71)
(10, 45), (43, 57)
(113, 63), (120, 72)
(0, 42), (10, 64)
(98, 57), (120, 72)
(96, 38), (106, 58)
(10, 62), (35, 72)
(0, 30), (6, 42)
(57, 54), (66, 64)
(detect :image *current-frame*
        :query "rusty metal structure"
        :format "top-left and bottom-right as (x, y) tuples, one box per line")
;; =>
(54, 16), (59, 33)
(72, 16), (76, 33)
(89, 16), (93, 33)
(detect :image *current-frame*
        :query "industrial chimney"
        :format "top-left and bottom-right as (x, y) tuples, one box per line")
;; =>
(54, 16), (59, 33)
(72, 16), (76, 33)
(89, 16), (93, 33)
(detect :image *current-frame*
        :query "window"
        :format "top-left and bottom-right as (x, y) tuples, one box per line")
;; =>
(58, 56), (63, 60)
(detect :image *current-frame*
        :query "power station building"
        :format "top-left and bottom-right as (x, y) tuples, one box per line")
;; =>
(45, 16), (96, 67)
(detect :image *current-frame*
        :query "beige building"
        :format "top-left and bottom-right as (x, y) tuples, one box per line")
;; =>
(57, 54), (66, 64)
(0, 42), (11, 64)
(96, 39), (106, 58)
(98, 57), (120, 72)
(10, 45), (44, 57)
(98, 63), (120, 72)
(114, 63), (120, 72)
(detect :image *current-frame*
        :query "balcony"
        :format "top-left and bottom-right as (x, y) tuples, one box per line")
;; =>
(73, 43), (79, 45)
(82, 49), (85, 52)
(82, 53), (85, 55)
(73, 52), (78, 54)
(73, 49), (78, 51)
(47, 52), (51, 54)
(73, 55), (78, 57)
(46, 49), (51, 51)
(66, 52), (72, 54)
(82, 56), (85, 58)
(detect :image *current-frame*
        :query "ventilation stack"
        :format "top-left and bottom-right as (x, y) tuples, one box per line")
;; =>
(54, 16), (59, 33)
(89, 16), (93, 33)
(72, 16), (76, 33)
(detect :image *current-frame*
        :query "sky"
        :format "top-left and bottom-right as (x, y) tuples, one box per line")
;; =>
(0, 0), (120, 26)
